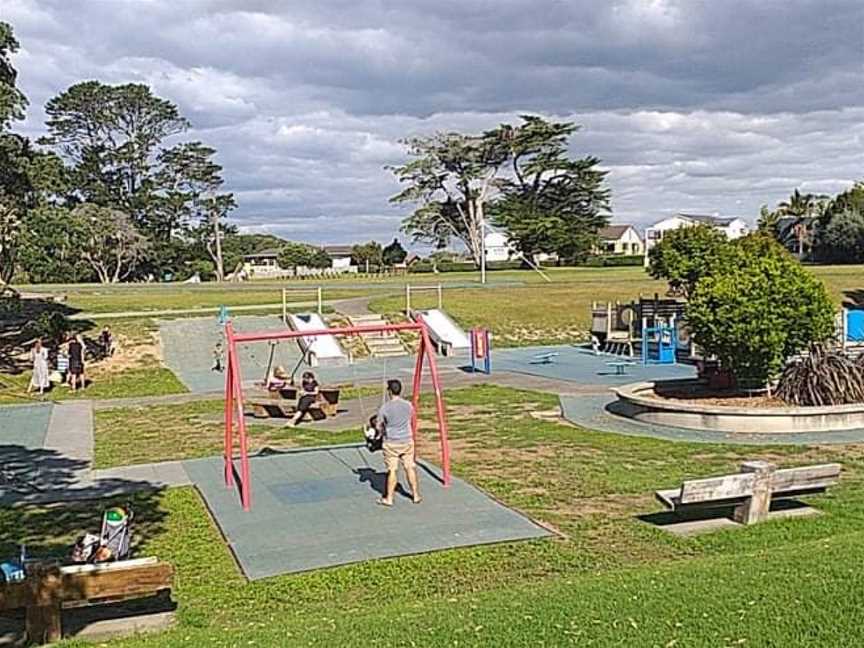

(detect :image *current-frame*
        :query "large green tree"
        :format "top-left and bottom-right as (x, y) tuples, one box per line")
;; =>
(41, 81), (189, 222)
(491, 116), (610, 263)
(390, 131), (509, 265)
(687, 234), (834, 388)
(647, 223), (729, 298)
(815, 210), (864, 264)
(351, 241), (383, 270)
(71, 203), (149, 283)
(0, 22), (26, 130)
(382, 238), (407, 266)
(39, 81), (236, 280)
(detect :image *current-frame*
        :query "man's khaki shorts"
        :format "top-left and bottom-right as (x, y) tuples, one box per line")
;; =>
(383, 441), (415, 472)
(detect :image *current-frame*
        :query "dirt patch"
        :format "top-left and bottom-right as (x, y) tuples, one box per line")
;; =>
(90, 330), (163, 376)
(652, 385), (787, 409)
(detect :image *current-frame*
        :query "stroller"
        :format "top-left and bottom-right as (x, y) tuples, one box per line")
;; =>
(70, 505), (134, 564)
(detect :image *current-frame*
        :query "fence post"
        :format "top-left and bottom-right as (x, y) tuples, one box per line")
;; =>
(282, 289), (287, 325)
(437, 284), (443, 310)
(317, 286), (323, 315)
(405, 284), (411, 313)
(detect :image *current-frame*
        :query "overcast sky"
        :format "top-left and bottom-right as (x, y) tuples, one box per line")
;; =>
(5, 0), (863, 245)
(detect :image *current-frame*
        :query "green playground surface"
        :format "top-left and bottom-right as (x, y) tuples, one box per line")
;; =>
(185, 445), (550, 579)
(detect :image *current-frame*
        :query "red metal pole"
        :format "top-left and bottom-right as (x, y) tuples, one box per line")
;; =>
(418, 319), (451, 486)
(224, 325), (234, 488)
(231, 322), (422, 344)
(410, 336), (425, 446)
(229, 340), (251, 511)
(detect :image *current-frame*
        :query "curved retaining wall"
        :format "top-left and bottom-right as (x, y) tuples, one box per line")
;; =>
(612, 380), (864, 434)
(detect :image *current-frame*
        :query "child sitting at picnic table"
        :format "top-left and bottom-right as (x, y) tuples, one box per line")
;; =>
(266, 366), (290, 391)
(287, 371), (319, 426)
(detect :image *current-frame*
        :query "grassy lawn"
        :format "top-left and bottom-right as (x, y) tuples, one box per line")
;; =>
(6, 384), (864, 645)
(93, 386), (379, 467)
(371, 265), (863, 347)
(0, 317), (187, 404)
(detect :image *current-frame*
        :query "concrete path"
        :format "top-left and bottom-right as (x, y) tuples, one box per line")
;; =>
(43, 401), (94, 487)
(1, 400), (194, 506)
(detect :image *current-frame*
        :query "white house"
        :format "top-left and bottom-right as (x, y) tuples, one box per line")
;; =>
(484, 230), (514, 262)
(643, 213), (749, 266)
(322, 245), (355, 271)
(595, 224), (644, 256)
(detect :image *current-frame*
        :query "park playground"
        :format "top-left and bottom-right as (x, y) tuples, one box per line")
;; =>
(3, 265), (864, 646)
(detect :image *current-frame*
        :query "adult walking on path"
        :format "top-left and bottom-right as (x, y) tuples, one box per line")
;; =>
(376, 379), (421, 507)
(27, 339), (50, 395)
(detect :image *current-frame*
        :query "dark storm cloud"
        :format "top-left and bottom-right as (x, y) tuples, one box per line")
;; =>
(4, 0), (863, 243)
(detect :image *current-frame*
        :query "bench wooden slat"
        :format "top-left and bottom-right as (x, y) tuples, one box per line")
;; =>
(679, 473), (755, 504)
(771, 463), (841, 494)
(656, 463), (842, 513)
(1, 560), (173, 611)
(655, 488), (681, 508)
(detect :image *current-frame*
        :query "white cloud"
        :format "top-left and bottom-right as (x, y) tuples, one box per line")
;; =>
(4, 0), (863, 244)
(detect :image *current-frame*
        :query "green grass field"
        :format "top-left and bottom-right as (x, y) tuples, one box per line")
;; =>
(371, 265), (863, 346)
(6, 385), (864, 646)
(3, 264), (864, 645)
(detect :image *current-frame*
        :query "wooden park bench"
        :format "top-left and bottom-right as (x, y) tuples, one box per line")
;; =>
(655, 461), (841, 525)
(0, 557), (173, 645)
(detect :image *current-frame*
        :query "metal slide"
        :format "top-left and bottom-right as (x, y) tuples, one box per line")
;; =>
(414, 308), (470, 353)
(286, 313), (348, 365)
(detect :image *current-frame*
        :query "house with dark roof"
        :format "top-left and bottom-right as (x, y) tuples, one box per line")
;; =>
(643, 213), (749, 266)
(322, 245), (355, 270)
(595, 224), (644, 255)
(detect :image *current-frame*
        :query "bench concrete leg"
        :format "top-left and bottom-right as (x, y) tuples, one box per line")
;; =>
(26, 603), (62, 644)
(734, 461), (776, 525)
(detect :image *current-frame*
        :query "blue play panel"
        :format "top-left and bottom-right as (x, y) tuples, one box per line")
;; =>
(492, 345), (696, 385)
(184, 445), (550, 579)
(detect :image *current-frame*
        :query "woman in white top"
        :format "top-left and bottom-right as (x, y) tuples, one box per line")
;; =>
(28, 339), (50, 395)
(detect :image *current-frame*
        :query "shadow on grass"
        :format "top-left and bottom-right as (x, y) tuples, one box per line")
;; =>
(0, 294), (95, 377)
(0, 443), (169, 557)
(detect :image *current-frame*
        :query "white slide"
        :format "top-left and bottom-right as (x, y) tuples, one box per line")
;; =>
(415, 308), (470, 352)
(287, 313), (347, 365)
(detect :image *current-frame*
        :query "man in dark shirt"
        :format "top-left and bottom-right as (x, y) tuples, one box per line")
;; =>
(376, 379), (421, 506)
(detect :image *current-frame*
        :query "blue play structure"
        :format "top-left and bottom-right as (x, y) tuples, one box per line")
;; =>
(217, 305), (230, 325)
(642, 324), (677, 365)
(846, 309), (864, 344)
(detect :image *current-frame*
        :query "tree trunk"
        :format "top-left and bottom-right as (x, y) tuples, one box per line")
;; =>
(212, 210), (225, 282)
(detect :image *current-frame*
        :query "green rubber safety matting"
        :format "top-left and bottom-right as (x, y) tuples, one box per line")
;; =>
(0, 403), (52, 449)
(184, 445), (550, 579)
(491, 345), (696, 385)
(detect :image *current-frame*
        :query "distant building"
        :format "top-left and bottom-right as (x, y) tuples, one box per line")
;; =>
(242, 249), (289, 279)
(484, 230), (515, 262)
(242, 244), (358, 279)
(595, 225), (644, 256)
(322, 245), (355, 271)
(644, 213), (749, 266)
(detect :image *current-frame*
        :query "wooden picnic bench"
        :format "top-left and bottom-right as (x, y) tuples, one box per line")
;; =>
(655, 461), (841, 525)
(0, 556), (173, 645)
(246, 386), (341, 420)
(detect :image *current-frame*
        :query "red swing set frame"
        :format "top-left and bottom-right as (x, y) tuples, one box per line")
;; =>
(223, 317), (452, 511)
